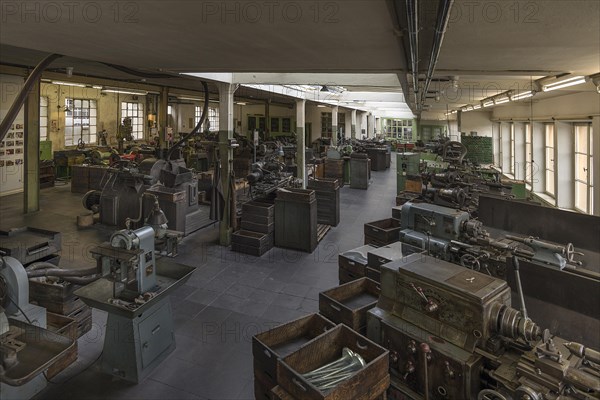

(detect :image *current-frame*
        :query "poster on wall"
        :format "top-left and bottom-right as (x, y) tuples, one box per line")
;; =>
(0, 74), (26, 196)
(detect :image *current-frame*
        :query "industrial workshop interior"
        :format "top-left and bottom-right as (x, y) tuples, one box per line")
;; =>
(0, 1), (599, 399)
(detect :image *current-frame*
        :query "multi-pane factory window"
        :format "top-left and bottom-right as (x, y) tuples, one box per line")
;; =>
(321, 113), (333, 137)
(64, 98), (97, 146)
(574, 124), (593, 213)
(195, 106), (219, 132)
(121, 102), (144, 140)
(524, 123), (532, 187)
(544, 124), (555, 197)
(384, 119), (413, 140)
(40, 96), (48, 141)
(509, 123), (515, 175)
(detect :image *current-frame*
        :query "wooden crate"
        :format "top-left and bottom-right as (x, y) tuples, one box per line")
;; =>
(255, 367), (277, 400)
(366, 267), (381, 284)
(277, 188), (316, 203)
(231, 241), (273, 257)
(277, 324), (389, 400)
(364, 219), (401, 245)
(46, 312), (78, 379)
(243, 200), (275, 217)
(232, 230), (273, 248)
(272, 379), (389, 400)
(29, 279), (84, 315)
(253, 313), (336, 385)
(338, 268), (364, 285)
(318, 278), (380, 332)
(68, 304), (93, 338)
(240, 220), (274, 234)
(339, 245), (375, 277)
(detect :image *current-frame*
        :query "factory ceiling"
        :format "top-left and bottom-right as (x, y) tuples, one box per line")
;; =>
(0, 0), (598, 119)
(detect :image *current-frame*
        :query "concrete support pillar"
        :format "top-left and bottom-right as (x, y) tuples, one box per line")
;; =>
(593, 116), (600, 216)
(331, 106), (338, 146)
(218, 82), (236, 246)
(296, 99), (306, 188)
(351, 109), (357, 139)
(24, 79), (40, 213)
(158, 87), (169, 150)
(500, 123), (511, 174)
(367, 113), (375, 138)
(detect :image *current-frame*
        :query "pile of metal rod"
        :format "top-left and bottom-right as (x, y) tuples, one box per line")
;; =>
(302, 347), (366, 391)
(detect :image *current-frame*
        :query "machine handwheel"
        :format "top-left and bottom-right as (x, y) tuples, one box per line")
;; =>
(460, 254), (481, 271)
(478, 389), (509, 400)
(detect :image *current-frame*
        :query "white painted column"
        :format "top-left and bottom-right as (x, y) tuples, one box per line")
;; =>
(296, 99), (306, 188)
(331, 105), (338, 146)
(513, 122), (526, 181)
(500, 123), (511, 174)
(492, 122), (501, 167)
(593, 116), (600, 216)
(531, 122), (546, 193)
(218, 82), (235, 246)
(555, 121), (574, 209)
(367, 113), (375, 138)
(351, 109), (357, 139)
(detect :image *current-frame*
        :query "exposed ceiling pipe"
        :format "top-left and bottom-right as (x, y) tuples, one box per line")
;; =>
(0, 53), (63, 142)
(406, 0), (420, 109)
(420, 0), (454, 108)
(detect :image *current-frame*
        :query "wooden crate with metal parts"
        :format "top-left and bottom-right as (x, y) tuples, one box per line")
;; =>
(253, 314), (337, 398)
(277, 324), (389, 400)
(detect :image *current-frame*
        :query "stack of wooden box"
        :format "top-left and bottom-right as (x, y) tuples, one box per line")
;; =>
(307, 178), (340, 227)
(232, 199), (275, 256)
(323, 159), (345, 185)
(338, 244), (376, 284)
(274, 189), (318, 253)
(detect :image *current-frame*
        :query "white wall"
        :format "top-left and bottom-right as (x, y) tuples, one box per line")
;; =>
(492, 91), (600, 120)
(461, 110), (494, 137)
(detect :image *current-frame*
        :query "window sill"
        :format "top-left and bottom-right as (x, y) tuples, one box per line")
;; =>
(532, 192), (556, 207)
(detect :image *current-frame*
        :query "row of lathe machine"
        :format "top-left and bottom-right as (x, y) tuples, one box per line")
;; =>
(251, 195), (600, 399)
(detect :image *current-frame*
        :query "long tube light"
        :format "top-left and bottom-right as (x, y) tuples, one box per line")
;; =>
(482, 100), (494, 108)
(51, 80), (86, 87)
(494, 96), (510, 105)
(473, 104), (482, 109)
(511, 90), (535, 100)
(542, 76), (587, 91)
(102, 88), (148, 95)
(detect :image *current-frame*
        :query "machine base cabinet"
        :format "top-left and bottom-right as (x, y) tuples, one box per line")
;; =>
(101, 298), (175, 383)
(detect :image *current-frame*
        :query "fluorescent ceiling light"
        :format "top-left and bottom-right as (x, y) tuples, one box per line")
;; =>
(511, 90), (534, 100)
(542, 76), (587, 91)
(494, 97), (510, 104)
(317, 104), (327, 108)
(51, 81), (86, 87)
(483, 100), (494, 108)
(177, 96), (203, 101)
(102, 88), (148, 95)
(92, 85), (103, 90)
(473, 104), (482, 110)
(235, 102), (247, 105)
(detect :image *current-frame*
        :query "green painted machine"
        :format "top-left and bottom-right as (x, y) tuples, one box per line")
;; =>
(396, 152), (420, 194)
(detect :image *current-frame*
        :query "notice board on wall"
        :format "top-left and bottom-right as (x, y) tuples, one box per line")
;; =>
(0, 74), (25, 196)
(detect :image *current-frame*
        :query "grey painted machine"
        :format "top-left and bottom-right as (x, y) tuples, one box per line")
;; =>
(74, 226), (195, 383)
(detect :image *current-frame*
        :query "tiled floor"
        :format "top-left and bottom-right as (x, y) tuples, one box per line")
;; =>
(0, 158), (397, 400)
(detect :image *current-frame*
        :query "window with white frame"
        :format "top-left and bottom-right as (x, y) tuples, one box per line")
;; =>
(121, 102), (144, 140)
(195, 106), (219, 132)
(544, 124), (555, 197)
(574, 124), (593, 213)
(40, 96), (48, 141)
(64, 98), (97, 146)
(509, 123), (515, 175)
(524, 123), (532, 187)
